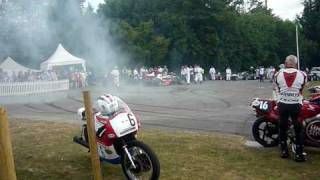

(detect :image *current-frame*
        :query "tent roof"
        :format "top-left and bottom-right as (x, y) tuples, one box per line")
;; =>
(0, 57), (40, 72)
(41, 44), (85, 69)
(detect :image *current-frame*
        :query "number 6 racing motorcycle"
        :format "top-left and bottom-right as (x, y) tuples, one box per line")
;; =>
(73, 94), (160, 180)
(250, 86), (320, 152)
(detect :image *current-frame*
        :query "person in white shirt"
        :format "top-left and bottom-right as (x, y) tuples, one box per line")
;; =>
(259, 66), (265, 82)
(80, 71), (87, 87)
(133, 68), (139, 80)
(163, 66), (168, 75)
(209, 66), (216, 80)
(185, 66), (191, 84)
(200, 66), (204, 82)
(194, 65), (203, 84)
(140, 67), (146, 80)
(226, 67), (232, 81)
(158, 66), (163, 74)
(110, 66), (120, 87)
(181, 66), (185, 77)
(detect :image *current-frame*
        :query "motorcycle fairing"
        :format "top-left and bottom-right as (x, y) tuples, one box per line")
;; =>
(97, 142), (121, 164)
(305, 116), (320, 144)
(109, 112), (139, 137)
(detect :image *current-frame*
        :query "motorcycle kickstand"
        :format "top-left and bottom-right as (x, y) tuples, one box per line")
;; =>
(123, 145), (137, 169)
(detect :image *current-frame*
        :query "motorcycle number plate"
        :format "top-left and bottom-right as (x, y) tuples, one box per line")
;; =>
(110, 113), (138, 137)
(253, 100), (270, 111)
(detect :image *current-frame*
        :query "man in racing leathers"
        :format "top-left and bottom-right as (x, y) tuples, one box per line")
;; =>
(274, 55), (307, 162)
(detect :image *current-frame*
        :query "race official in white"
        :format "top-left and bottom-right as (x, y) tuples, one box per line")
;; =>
(226, 67), (232, 81)
(185, 66), (191, 84)
(194, 65), (204, 84)
(110, 66), (120, 87)
(274, 55), (307, 162)
(209, 66), (216, 80)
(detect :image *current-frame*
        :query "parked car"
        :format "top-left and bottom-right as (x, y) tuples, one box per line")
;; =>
(238, 72), (249, 80)
(308, 67), (320, 81)
(231, 74), (239, 81)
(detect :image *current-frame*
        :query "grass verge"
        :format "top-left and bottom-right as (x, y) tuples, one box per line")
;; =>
(8, 118), (320, 180)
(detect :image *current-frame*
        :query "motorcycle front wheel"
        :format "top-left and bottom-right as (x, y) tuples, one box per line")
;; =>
(252, 117), (279, 147)
(121, 140), (160, 180)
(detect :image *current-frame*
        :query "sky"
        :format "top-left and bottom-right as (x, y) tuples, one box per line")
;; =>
(87, 0), (305, 21)
(268, 0), (304, 20)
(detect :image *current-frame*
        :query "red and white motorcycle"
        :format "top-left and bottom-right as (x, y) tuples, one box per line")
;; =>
(250, 86), (320, 151)
(73, 100), (160, 180)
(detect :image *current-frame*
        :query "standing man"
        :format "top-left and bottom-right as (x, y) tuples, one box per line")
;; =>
(200, 66), (204, 82)
(163, 65), (168, 75)
(133, 68), (139, 80)
(180, 66), (186, 81)
(259, 66), (265, 82)
(185, 66), (191, 84)
(194, 65), (204, 84)
(226, 67), (232, 81)
(209, 66), (216, 80)
(274, 55), (307, 162)
(110, 66), (120, 87)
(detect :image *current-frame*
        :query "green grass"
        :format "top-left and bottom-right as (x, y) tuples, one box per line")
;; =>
(8, 119), (320, 180)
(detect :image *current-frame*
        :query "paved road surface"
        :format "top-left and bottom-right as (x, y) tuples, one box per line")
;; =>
(1, 81), (272, 138)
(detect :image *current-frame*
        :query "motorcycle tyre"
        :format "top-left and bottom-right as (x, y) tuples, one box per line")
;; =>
(252, 117), (279, 147)
(121, 140), (160, 180)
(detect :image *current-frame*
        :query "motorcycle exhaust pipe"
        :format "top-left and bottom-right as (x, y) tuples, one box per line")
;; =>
(73, 136), (89, 149)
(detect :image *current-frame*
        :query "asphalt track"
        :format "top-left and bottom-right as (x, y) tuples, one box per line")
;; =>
(1, 80), (273, 138)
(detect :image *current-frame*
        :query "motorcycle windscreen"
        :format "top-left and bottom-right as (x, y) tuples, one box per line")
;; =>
(110, 112), (139, 137)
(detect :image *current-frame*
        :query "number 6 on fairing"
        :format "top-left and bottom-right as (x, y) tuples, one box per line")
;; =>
(127, 113), (136, 126)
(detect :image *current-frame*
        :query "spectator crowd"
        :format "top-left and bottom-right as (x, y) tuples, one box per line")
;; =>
(0, 68), (88, 89)
(1, 63), (311, 90)
(104, 64), (284, 88)
(0, 69), (58, 82)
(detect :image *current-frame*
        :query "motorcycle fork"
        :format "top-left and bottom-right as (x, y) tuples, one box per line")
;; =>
(122, 140), (137, 169)
(81, 125), (88, 142)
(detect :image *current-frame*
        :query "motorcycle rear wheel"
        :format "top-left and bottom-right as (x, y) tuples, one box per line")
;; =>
(252, 117), (279, 147)
(121, 140), (160, 180)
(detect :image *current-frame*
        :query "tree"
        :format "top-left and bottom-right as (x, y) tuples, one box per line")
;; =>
(98, 0), (302, 71)
(299, 0), (320, 67)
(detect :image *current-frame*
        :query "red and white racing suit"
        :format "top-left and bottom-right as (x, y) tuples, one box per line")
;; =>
(274, 68), (307, 155)
(275, 68), (306, 105)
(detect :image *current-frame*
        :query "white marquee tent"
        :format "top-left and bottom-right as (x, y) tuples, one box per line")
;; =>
(0, 57), (40, 75)
(40, 44), (86, 71)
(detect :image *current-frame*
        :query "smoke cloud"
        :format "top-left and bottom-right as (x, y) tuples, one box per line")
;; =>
(0, 0), (127, 75)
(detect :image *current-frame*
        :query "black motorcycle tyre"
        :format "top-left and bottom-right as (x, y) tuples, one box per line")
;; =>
(121, 140), (160, 180)
(252, 117), (279, 147)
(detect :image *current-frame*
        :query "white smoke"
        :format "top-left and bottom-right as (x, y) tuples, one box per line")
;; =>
(0, 0), (127, 75)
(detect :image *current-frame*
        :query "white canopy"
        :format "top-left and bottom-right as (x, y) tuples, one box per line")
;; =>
(40, 44), (86, 71)
(0, 57), (40, 75)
